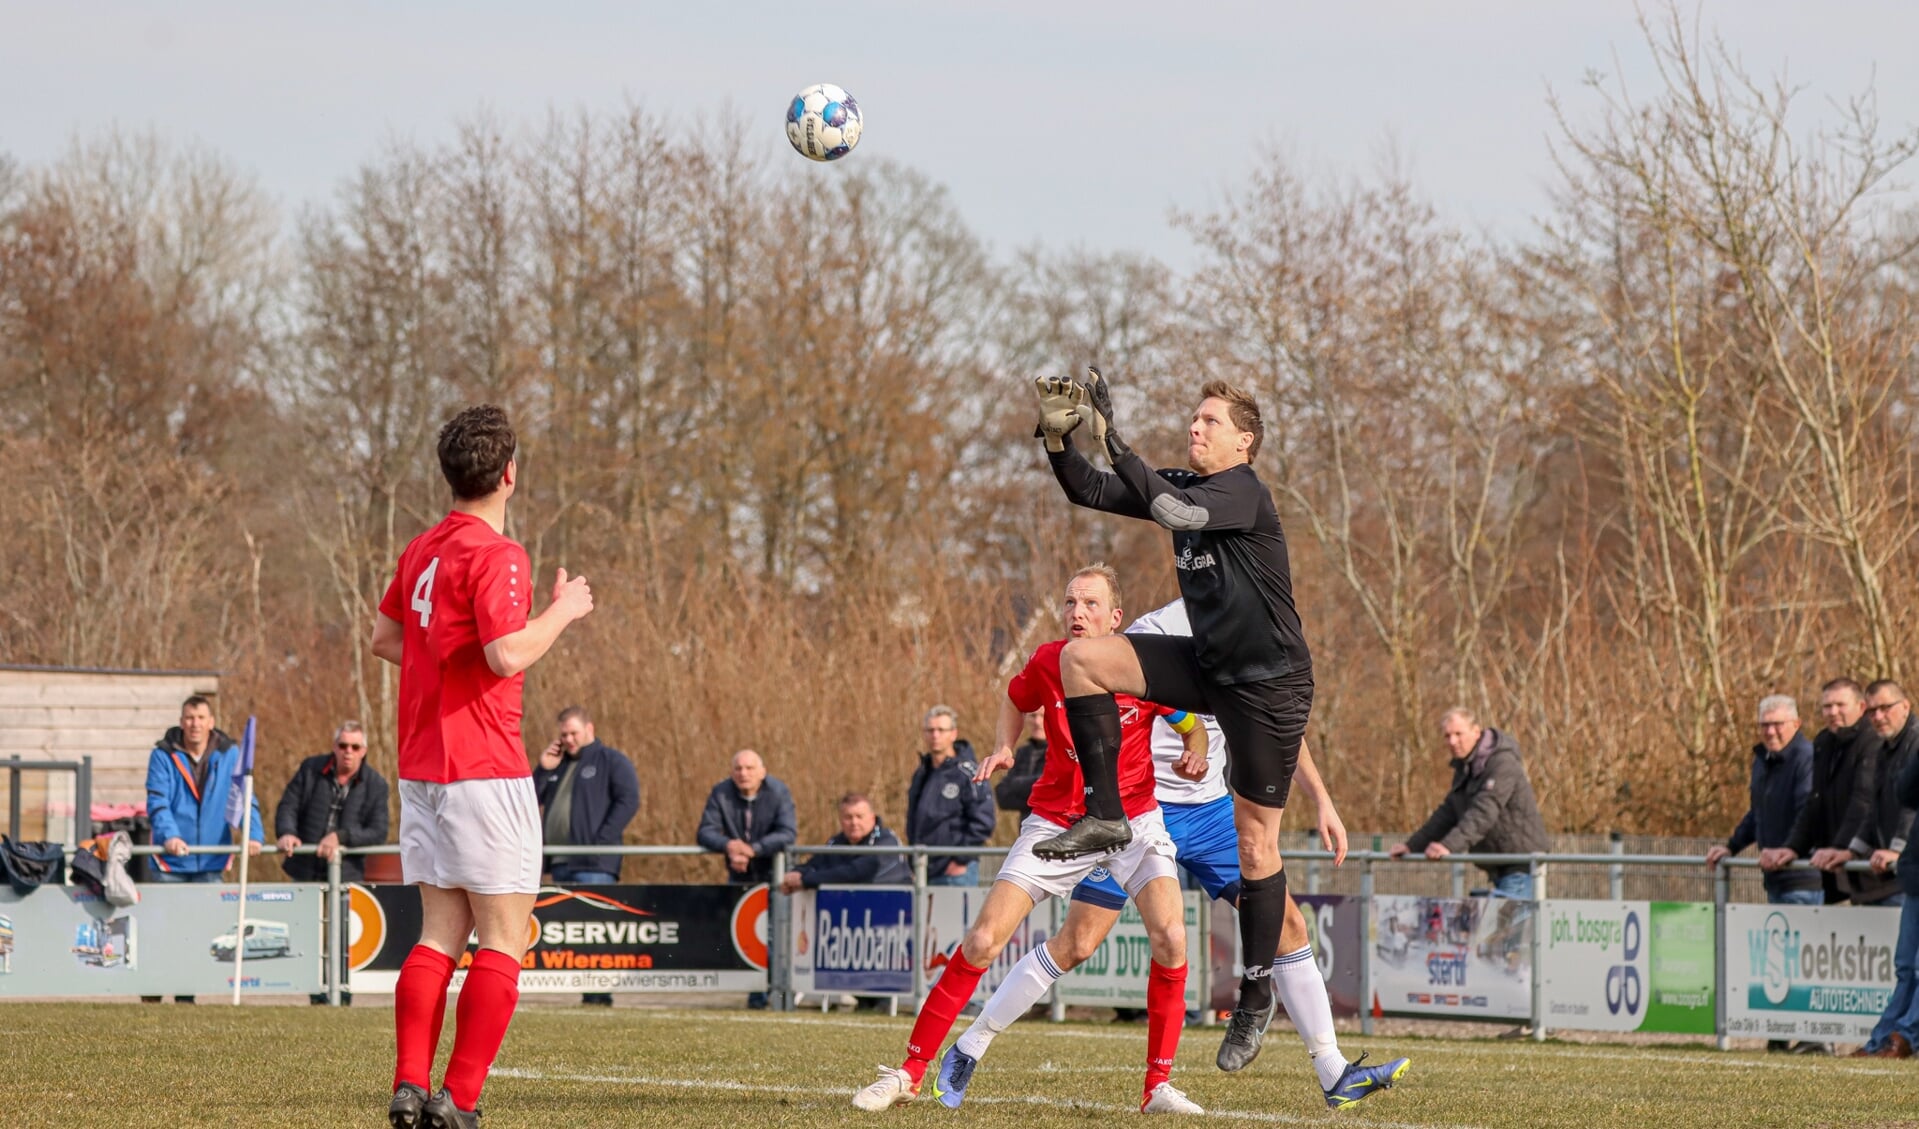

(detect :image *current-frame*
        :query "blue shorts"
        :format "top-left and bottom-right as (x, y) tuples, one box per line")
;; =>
(1072, 794), (1241, 909)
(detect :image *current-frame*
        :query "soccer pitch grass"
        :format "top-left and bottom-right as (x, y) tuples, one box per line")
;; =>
(2, 1004), (1914, 1128)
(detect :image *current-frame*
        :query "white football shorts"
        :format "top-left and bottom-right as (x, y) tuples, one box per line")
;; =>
(398, 776), (542, 896)
(994, 809), (1177, 905)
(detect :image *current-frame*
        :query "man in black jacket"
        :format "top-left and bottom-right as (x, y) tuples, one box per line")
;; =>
(275, 721), (391, 882)
(1831, 681), (1918, 919)
(1766, 679), (1873, 905)
(533, 705), (641, 1006)
(1850, 680), (1919, 1058)
(275, 720), (391, 1005)
(906, 706), (996, 887)
(779, 794), (910, 891)
(533, 706), (641, 886)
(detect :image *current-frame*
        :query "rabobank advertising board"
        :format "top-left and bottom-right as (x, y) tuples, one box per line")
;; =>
(1538, 901), (1713, 1034)
(809, 887), (914, 994)
(1725, 903), (1901, 1042)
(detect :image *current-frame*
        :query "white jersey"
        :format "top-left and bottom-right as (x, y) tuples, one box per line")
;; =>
(1127, 600), (1231, 805)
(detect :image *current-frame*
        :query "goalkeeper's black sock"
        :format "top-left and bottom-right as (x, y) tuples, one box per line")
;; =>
(1063, 693), (1125, 821)
(1236, 869), (1289, 1014)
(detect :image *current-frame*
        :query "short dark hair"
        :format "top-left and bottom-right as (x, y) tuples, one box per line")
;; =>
(437, 405), (517, 500)
(182, 695), (213, 714)
(1820, 677), (1864, 699)
(1199, 380), (1264, 460)
(1866, 679), (1906, 700)
(838, 792), (874, 812)
(556, 705), (591, 726)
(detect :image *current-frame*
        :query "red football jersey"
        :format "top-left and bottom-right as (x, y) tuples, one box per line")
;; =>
(378, 511), (534, 783)
(1005, 639), (1166, 828)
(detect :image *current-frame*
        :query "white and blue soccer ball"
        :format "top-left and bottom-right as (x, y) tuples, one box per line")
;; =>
(785, 83), (863, 162)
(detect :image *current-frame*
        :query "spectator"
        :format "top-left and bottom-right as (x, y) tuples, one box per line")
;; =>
(906, 705), (996, 887)
(1832, 681), (1917, 912)
(534, 705), (642, 886)
(1768, 679), (1874, 907)
(1706, 695), (1818, 1052)
(779, 793), (910, 893)
(1843, 680), (1918, 1058)
(146, 696), (265, 883)
(276, 721), (391, 883)
(1388, 708), (1549, 899)
(993, 709), (1048, 820)
(696, 749), (797, 1011)
(275, 720), (391, 1006)
(1854, 708), (1919, 1059)
(143, 695), (264, 1005)
(534, 705), (640, 1007)
(696, 750), (798, 887)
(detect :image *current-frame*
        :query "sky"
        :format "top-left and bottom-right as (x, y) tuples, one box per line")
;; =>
(3, 1), (1916, 270)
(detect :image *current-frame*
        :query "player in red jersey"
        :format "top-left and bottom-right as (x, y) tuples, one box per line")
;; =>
(372, 405), (595, 1129)
(852, 564), (1207, 1114)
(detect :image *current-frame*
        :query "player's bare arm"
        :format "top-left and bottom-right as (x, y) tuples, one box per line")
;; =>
(482, 566), (594, 677)
(372, 611), (404, 666)
(1291, 741), (1347, 865)
(974, 694), (1025, 782)
(1172, 713), (1209, 782)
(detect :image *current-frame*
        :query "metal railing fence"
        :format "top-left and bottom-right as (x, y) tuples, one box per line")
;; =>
(87, 840), (1900, 1049)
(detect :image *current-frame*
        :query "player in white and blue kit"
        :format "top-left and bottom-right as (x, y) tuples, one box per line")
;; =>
(942, 600), (1409, 1110)
(1074, 600), (1243, 912)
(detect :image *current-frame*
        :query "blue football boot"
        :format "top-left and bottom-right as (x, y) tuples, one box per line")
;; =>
(1324, 1052), (1410, 1109)
(929, 1044), (979, 1109)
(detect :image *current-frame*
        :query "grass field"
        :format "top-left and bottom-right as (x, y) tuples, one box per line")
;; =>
(2, 1002), (1914, 1128)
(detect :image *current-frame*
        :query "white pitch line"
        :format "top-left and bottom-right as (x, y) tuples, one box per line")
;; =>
(491, 1066), (1478, 1129)
(1397, 1042), (1903, 1076)
(579, 1011), (1900, 1075)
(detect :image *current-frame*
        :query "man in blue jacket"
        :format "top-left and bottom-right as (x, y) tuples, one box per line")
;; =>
(696, 749), (798, 1010)
(1706, 694), (1817, 1051)
(779, 793), (911, 891)
(145, 696), (265, 883)
(142, 695), (264, 1004)
(534, 705), (640, 1006)
(534, 706), (642, 886)
(907, 706), (997, 887)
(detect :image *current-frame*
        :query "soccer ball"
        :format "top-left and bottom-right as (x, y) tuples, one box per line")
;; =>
(786, 83), (863, 162)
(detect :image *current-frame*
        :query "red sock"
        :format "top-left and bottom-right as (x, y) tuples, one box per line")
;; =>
(901, 954), (989, 1086)
(441, 948), (522, 1110)
(1143, 961), (1187, 1103)
(393, 945), (456, 1092)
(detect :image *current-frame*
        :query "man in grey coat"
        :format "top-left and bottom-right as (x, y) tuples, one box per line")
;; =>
(1389, 708), (1550, 899)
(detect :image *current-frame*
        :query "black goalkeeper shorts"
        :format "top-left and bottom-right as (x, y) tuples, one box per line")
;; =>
(1125, 633), (1313, 809)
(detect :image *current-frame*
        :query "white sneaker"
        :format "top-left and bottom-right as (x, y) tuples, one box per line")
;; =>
(1141, 1081), (1204, 1114)
(852, 1065), (919, 1111)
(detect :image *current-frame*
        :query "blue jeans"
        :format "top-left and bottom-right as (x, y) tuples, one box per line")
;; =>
(928, 860), (980, 887)
(551, 868), (619, 886)
(149, 869), (222, 883)
(552, 870), (619, 1004)
(1769, 888), (1823, 907)
(1489, 871), (1533, 900)
(1865, 895), (1919, 1051)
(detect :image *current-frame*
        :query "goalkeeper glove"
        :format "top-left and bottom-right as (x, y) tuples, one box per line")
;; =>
(1033, 374), (1087, 453)
(1080, 366), (1132, 461)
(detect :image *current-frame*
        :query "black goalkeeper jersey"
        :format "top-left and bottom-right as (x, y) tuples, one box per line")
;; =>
(1049, 442), (1311, 686)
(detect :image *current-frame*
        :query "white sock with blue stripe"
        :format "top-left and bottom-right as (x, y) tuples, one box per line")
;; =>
(1272, 944), (1348, 1089)
(955, 943), (1065, 1060)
